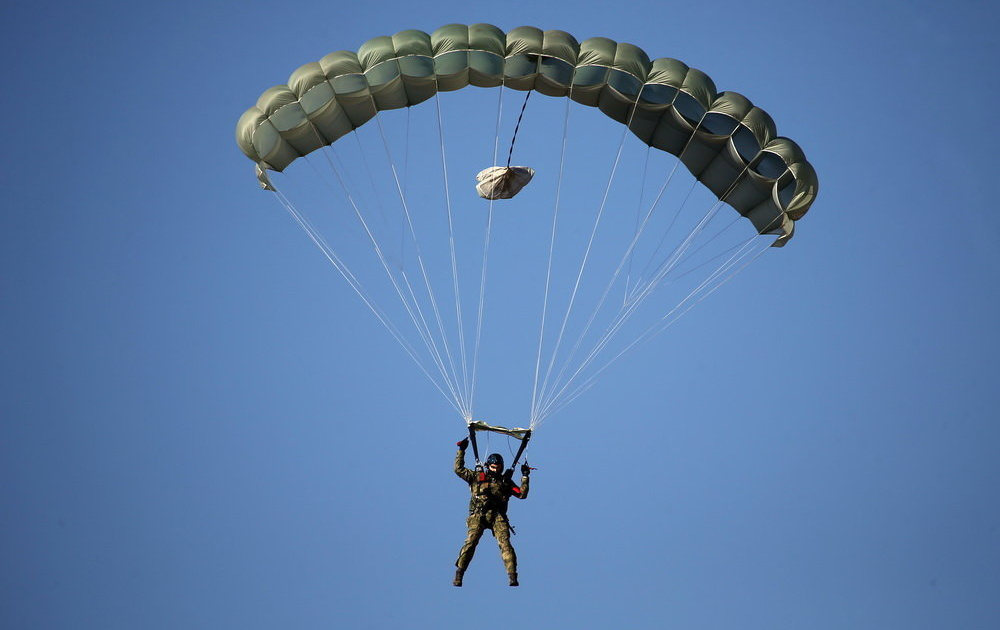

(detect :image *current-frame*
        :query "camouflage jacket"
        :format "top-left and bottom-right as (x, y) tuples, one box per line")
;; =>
(455, 448), (530, 516)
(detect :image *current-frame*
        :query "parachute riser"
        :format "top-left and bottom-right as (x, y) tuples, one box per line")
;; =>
(467, 423), (482, 466)
(506, 429), (532, 480)
(466, 422), (532, 473)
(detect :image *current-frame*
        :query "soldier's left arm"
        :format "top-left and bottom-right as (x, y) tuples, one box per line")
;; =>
(512, 473), (529, 499)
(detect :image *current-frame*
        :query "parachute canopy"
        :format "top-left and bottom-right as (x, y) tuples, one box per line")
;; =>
(236, 23), (817, 245)
(234, 24), (819, 430)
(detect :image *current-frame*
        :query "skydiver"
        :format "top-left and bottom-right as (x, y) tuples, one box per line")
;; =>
(452, 438), (531, 586)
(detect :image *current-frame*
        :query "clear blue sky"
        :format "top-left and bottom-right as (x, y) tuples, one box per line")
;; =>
(3, 1), (999, 628)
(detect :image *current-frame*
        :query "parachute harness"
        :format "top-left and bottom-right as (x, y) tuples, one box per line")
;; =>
(466, 420), (532, 476)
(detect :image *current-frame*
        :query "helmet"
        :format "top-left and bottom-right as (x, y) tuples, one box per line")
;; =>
(485, 453), (504, 470)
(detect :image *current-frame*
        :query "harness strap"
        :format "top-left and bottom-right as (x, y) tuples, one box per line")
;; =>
(505, 429), (532, 478)
(467, 424), (482, 466)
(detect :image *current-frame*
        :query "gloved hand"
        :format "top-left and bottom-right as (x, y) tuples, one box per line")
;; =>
(521, 462), (532, 476)
(457, 437), (469, 450)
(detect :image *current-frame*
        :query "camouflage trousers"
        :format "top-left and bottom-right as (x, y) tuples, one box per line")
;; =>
(455, 510), (516, 573)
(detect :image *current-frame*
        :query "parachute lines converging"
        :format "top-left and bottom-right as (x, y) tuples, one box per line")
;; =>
(236, 23), (818, 431)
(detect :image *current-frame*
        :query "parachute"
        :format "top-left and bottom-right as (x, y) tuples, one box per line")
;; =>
(235, 23), (818, 433)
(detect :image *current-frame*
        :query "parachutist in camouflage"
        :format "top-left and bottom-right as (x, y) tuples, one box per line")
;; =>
(453, 438), (531, 587)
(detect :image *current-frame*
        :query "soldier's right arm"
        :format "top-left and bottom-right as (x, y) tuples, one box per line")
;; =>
(454, 447), (476, 483)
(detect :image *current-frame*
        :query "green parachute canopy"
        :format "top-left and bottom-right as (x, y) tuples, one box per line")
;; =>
(234, 24), (820, 430)
(236, 23), (817, 245)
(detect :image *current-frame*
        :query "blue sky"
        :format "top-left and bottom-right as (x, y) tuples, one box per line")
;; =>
(3, 1), (999, 628)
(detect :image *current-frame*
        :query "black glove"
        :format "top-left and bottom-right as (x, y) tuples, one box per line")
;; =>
(457, 437), (469, 450)
(521, 462), (531, 476)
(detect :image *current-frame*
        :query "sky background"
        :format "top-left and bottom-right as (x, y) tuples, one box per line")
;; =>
(3, 1), (999, 628)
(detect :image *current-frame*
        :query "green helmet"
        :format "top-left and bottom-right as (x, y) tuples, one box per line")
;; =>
(485, 453), (504, 470)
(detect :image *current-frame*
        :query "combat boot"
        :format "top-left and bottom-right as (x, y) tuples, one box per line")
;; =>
(453, 568), (464, 587)
(508, 572), (518, 586)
